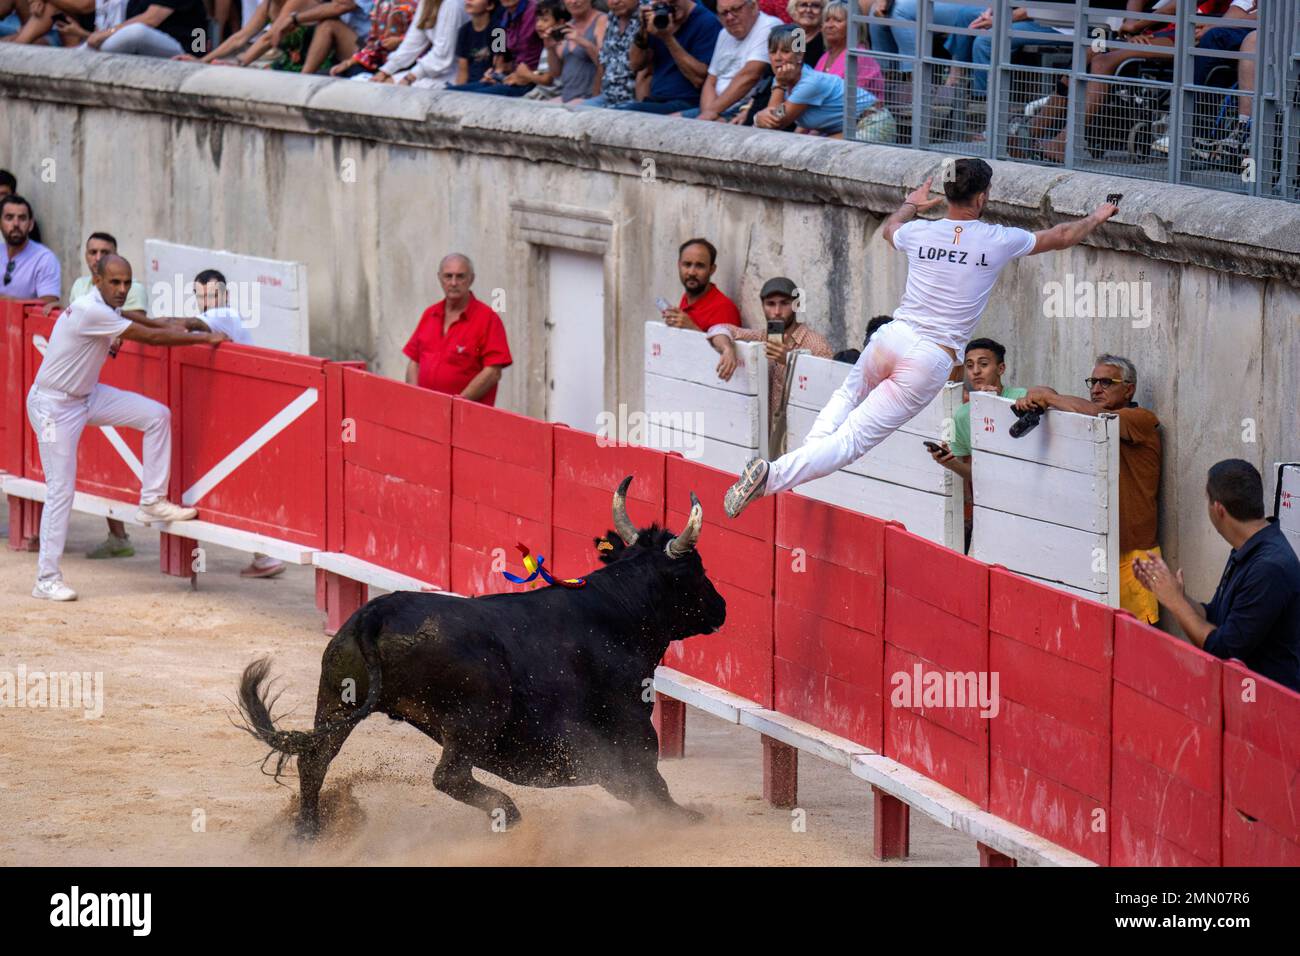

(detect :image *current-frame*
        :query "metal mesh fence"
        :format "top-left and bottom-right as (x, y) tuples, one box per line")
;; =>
(845, 0), (1290, 202)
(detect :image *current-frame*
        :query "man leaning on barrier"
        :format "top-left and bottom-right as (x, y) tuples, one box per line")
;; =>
(1133, 459), (1300, 694)
(1013, 354), (1162, 624)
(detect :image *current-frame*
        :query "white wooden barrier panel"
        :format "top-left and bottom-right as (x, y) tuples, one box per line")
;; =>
(145, 239), (310, 354)
(1276, 462), (1300, 561)
(642, 322), (768, 473)
(968, 392), (1120, 605)
(784, 353), (964, 549)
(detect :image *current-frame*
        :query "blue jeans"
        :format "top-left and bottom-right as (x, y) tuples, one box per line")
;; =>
(446, 80), (535, 96)
(612, 97), (699, 114)
(971, 19), (1069, 94)
(869, 0), (985, 74)
(1194, 26), (1254, 88)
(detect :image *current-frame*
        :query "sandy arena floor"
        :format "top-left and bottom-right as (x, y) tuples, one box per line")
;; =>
(0, 505), (977, 866)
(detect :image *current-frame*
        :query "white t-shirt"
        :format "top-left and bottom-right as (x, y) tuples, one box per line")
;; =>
(34, 288), (133, 399)
(200, 306), (254, 345)
(890, 218), (1036, 352)
(709, 12), (781, 96)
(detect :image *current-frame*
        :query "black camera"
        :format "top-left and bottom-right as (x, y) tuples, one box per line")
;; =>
(651, 1), (673, 29)
(1009, 406), (1042, 439)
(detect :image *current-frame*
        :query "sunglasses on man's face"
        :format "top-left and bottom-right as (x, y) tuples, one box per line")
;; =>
(1085, 377), (1127, 389)
(3, 259), (15, 286)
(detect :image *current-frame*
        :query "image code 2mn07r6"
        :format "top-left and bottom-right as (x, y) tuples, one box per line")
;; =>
(0, 0), (1297, 931)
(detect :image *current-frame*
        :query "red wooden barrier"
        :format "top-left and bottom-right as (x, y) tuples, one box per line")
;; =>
(168, 344), (328, 548)
(988, 569), (1113, 864)
(1111, 615), (1222, 866)
(774, 492), (885, 750)
(1, 301), (29, 476)
(330, 365), (451, 588)
(883, 525), (990, 807)
(1222, 661), (1300, 865)
(449, 401), (553, 596)
(551, 425), (666, 577)
(661, 456), (775, 707)
(24, 309), (171, 503)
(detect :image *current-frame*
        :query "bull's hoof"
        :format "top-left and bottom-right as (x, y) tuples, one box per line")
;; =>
(293, 816), (323, 840)
(489, 803), (523, 832)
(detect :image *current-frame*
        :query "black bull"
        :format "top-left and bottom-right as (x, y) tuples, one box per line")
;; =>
(238, 477), (727, 834)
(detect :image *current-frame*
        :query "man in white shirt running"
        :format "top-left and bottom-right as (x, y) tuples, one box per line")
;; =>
(26, 254), (229, 601)
(724, 157), (1119, 517)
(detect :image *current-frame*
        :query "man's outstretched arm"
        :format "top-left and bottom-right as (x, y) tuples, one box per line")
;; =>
(1030, 202), (1119, 255)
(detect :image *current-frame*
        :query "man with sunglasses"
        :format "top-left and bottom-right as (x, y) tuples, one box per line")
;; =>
(1, 194), (60, 307)
(1013, 354), (1162, 624)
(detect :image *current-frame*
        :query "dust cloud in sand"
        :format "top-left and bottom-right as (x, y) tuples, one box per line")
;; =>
(0, 507), (977, 866)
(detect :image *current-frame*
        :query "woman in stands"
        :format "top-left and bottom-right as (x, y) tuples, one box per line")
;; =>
(815, 1), (883, 100)
(370, 0), (468, 87)
(328, 0), (416, 76)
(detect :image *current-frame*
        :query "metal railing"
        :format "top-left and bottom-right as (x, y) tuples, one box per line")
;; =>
(844, 1), (1294, 201)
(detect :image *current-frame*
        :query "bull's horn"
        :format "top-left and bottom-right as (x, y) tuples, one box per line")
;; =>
(612, 475), (640, 547)
(665, 492), (703, 559)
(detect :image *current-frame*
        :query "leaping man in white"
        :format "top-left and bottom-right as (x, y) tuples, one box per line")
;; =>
(27, 253), (230, 601)
(723, 157), (1120, 517)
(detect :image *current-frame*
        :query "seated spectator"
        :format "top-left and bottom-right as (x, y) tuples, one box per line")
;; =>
(179, 0), (294, 65)
(614, 0), (721, 114)
(371, 0), (469, 87)
(404, 253), (512, 405)
(262, 0), (376, 74)
(1189, 0), (1257, 167)
(85, 0), (209, 57)
(1014, 354), (1161, 624)
(817, 1), (881, 100)
(749, 22), (872, 137)
(967, 3), (1072, 98)
(866, 0), (981, 111)
(582, 0), (638, 106)
(739, 0), (821, 125)
(443, 0), (499, 85)
(708, 275), (833, 441)
(684, 0), (779, 121)
(1, 0), (95, 45)
(1133, 459), (1300, 693)
(659, 237), (741, 332)
(444, 0), (543, 95)
(546, 0), (606, 103)
(329, 0), (417, 77)
(1, 195), (59, 306)
(0, 169), (42, 244)
(928, 337), (1025, 484)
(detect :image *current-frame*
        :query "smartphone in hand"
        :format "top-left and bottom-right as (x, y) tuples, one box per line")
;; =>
(766, 319), (784, 344)
(923, 440), (943, 454)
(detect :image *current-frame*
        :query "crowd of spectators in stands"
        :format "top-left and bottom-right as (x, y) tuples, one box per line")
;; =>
(1, 0), (1261, 154)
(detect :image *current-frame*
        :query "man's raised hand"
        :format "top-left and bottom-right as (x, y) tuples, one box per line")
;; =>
(905, 177), (944, 214)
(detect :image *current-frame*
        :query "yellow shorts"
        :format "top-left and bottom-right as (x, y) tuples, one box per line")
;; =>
(1119, 546), (1161, 625)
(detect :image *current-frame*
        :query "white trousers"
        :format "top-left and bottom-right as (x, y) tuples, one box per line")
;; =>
(765, 319), (955, 496)
(26, 383), (172, 582)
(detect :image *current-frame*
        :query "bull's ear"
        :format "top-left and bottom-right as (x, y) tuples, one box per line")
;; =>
(594, 533), (623, 564)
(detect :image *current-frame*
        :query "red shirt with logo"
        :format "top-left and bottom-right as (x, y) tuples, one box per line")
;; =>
(679, 283), (741, 332)
(403, 294), (513, 405)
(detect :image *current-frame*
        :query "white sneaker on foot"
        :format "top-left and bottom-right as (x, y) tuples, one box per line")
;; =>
(724, 457), (770, 518)
(136, 499), (199, 524)
(33, 579), (77, 601)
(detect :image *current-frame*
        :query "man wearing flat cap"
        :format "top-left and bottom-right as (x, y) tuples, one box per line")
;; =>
(707, 275), (833, 449)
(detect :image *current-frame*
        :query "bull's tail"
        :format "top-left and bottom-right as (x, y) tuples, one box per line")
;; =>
(237, 601), (385, 782)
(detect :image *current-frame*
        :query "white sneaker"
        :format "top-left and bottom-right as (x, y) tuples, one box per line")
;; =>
(136, 499), (199, 524)
(33, 579), (77, 601)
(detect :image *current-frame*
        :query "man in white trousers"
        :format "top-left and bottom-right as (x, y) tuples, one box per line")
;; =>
(27, 254), (229, 601)
(724, 157), (1120, 517)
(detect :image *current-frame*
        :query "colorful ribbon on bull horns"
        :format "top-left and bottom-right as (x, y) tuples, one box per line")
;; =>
(501, 543), (586, 589)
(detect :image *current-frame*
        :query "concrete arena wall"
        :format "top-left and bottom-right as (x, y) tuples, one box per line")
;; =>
(1, 43), (1298, 602)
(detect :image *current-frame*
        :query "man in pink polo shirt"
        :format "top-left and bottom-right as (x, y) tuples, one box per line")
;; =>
(404, 253), (513, 405)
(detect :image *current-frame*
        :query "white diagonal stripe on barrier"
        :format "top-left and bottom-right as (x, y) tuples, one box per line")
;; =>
(181, 387), (318, 506)
(99, 426), (144, 480)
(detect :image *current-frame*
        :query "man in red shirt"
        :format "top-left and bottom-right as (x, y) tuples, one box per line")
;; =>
(661, 237), (742, 332)
(404, 253), (513, 405)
